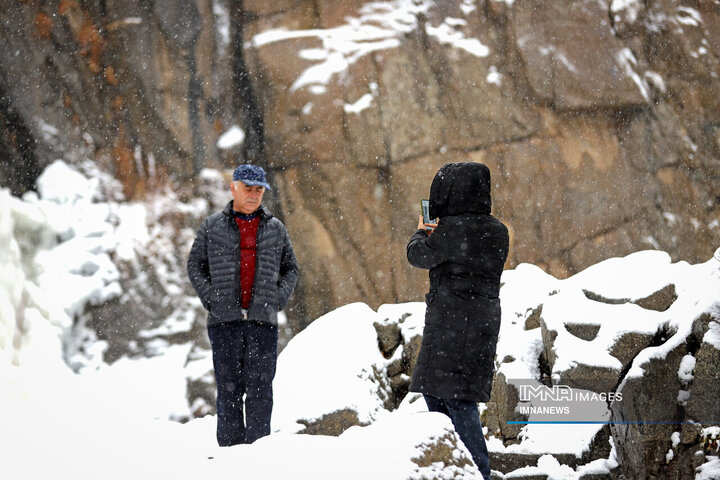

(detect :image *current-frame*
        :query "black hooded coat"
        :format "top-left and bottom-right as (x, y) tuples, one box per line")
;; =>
(406, 163), (509, 402)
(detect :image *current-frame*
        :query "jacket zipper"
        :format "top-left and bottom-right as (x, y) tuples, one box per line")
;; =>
(246, 211), (269, 315)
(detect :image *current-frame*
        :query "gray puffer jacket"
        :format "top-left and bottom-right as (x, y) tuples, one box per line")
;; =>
(187, 201), (299, 327)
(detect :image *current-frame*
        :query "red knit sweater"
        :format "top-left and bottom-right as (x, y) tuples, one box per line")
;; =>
(234, 214), (260, 309)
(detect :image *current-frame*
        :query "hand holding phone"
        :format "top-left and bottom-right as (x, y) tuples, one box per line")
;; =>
(419, 199), (438, 232)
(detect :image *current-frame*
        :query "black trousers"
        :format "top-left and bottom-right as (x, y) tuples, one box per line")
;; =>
(207, 320), (278, 446)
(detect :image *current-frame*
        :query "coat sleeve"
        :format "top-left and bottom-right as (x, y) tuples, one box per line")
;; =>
(276, 226), (299, 310)
(406, 227), (446, 270)
(187, 219), (212, 310)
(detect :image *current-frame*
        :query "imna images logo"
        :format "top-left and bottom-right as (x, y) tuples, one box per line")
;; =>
(518, 384), (622, 403)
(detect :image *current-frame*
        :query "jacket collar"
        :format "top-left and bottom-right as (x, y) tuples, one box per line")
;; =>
(222, 201), (273, 221)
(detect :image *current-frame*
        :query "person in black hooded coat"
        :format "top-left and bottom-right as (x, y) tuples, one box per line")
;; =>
(406, 162), (508, 480)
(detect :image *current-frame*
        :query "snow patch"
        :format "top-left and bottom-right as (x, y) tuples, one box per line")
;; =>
(212, 1), (231, 55)
(504, 454), (575, 480)
(539, 45), (578, 74)
(611, 0), (643, 23)
(675, 7), (702, 27)
(644, 70), (666, 93)
(678, 354), (696, 382)
(425, 20), (489, 58)
(460, 0), (478, 15)
(217, 125), (246, 150)
(272, 303), (391, 433)
(696, 457), (720, 480)
(615, 48), (650, 102)
(344, 93), (374, 114)
(703, 321), (720, 349)
(252, 0), (489, 94)
(487, 66), (503, 86)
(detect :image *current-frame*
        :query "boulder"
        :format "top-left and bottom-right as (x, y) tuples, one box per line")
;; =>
(686, 318), (720, 423)
(485, 372), (528, 441)
(555, 364), (621, 395)
(297, 409), (366, 436)
(524, 305), (543, 331)
(634, 284), (678, 312)
(563, 323), (600, 342)
(411, 429), (473, 470)
(538, 284), (669, 393)
(607, 331), (659, 368)
(610, 340), (686, 479)
(540, 311), (621, 393)
(583, 284), (677, 312)
(374, 321), (402, 358)
(374, 303), (426, 409)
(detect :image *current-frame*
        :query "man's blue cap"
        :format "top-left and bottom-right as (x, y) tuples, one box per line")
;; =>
(232, 164), (272, 190)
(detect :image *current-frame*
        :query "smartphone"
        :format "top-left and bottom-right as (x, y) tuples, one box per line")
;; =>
(420, 199), (434, 231)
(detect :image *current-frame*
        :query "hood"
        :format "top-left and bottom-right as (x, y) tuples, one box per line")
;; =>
(428, 162), (492, 218)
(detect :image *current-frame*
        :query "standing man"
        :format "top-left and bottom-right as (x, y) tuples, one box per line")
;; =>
(406, 162), (509, 480)
(187, 164), (299, 446)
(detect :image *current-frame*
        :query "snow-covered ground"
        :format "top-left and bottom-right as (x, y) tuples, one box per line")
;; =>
(0, 161), (482, 479)
(1, 160), (719, 479)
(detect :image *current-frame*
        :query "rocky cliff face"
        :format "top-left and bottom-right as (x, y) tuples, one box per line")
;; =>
(1, 0), (719, 326)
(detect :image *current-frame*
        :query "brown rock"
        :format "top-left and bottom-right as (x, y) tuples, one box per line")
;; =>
(525, 305), (543, 330)
(489, 452), (542, 474)
(412, 430), (473, 469)
(386, 358), (404, 378)
(486, 372), (527, 441)
(583, 284), (678, 313)
(243, 0), (304, 18)
(680, 422), (702, 445)
(608, 331), (657, 368)
(686, 322), (720, 423)
(564, 323), (600, 341)
(512, 0), (648, 109)
(578, 474), (611, 480)
(557, 364), (621, 394)
(297, 408), (365, 436)
(610, 340), (686, 479)
(634, 284), (678, 312)
(374, 321), (402, 358)
(403, 334), (423, 376)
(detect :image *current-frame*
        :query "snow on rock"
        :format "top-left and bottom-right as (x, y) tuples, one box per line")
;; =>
(36, 158), (100, 206)
(0, 189), (27, 367)
(425, 18), (489, 58)
(0, 159), (127, 371)
(252, 0), (490, 94)
(702, 320), (720, 349)
(696, 457), (720, 480)
(504, 454), (575, 480)
(0, 160), (212, 416)
(486, 249), (720, 480)
(565, 250), (675, 301)
(216, 124), (245, 149)
(678, 354), (696, 383)
(611, 0), (644, 24)
(675, 6), (703, 27)
(272, 302), (392, 433)
(344, 92), (375, 114)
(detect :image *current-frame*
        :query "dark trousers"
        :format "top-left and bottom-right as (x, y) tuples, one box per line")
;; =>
(207, 320), (278, 446)
(424, 394), (491, 480)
